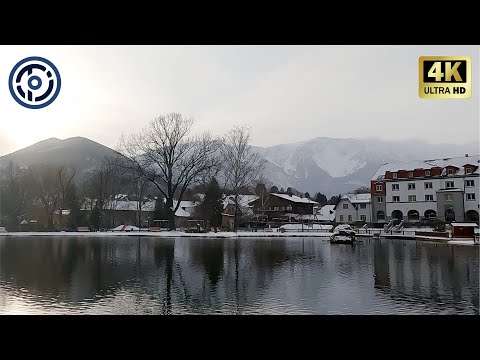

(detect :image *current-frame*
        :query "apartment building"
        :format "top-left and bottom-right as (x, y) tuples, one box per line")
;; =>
(370, 155), (479, 224)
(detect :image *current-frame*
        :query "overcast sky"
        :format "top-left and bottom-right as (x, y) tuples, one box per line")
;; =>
(0, 45), (478, 156)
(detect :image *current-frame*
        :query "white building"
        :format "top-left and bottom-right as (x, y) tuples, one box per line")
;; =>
(334, 193), (372, 224)
(370, 155), (480, 224)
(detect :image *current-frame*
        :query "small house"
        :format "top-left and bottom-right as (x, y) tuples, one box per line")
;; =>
(450, 222), (478, 239)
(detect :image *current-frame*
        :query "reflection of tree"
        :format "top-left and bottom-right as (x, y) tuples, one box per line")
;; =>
(252, 240), (287, 269)
(152, 239), (175, 314)
(189, 239), (224, 287)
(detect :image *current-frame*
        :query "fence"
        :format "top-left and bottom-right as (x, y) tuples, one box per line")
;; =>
(235, 227), (332, 233)
(355, 228), (416, 237)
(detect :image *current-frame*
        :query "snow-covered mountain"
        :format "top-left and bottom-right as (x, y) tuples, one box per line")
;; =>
(1, 136), (478, 197)
(254, 137), (479, 196)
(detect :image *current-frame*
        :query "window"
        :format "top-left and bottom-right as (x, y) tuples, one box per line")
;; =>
(377, 197), (384, 203)
(360, 215), (366, 221)
(425, 170), (431, 177)
(343, 203), (348, 209)
(466, 168), (472, 174)
(377, 211), (385, 220)
(281, 206), (285, 211)
(445, 194), (453, 202)
(360, 203), (366, 209)
(447, 168), (454, 175)
(286, 205), (292, 211)
(392, 172), (397, 179)
(425, 195), (434, 201)
(348, 215), (352, 222)
(446, 181), (454, 188)
(408, 171), (413, 178)
(408, 183), (415, 190)
(424, 182), (433, 189)
(467, 193), (476, 201)
(274, 206), (279, 211)
(466, 180), (474, 187)
(392, 184), (399, 191)
(339, 215), (344, 222)
(376, 184), (382, 191)
(393, 196), (400, 202)
(408, 195), (416, 202)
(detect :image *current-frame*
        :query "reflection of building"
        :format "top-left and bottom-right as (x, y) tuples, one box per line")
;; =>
(334, 193), (372, 224)
(370, 155), (480, 224)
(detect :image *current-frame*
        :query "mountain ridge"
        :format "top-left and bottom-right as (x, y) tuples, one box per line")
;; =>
(1, 136), (478, 197)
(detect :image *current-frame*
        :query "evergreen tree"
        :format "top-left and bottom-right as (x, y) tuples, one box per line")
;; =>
(327, 194), (342, 205)
(270, 185), (279, 193)
(89, 206), (101, 231)
(304, 192), (311, 199)
(153, 195), (169, 222)
(314, 192), (328, 206)
(196, 177), (223, 232)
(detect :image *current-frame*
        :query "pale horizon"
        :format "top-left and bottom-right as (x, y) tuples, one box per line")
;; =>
(0, 45), (478, 156)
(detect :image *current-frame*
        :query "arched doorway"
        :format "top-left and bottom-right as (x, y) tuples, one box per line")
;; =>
(445, 208), (455, 222)
(407, 210), (420, 222)
(424, 209), (437, 219)
(465, 210), (479, 223)
(391, 210), (403, 225)
(377, 210), (385, 221)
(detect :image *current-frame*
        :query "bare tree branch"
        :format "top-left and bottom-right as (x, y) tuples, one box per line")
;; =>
(118, 113), (222, 230)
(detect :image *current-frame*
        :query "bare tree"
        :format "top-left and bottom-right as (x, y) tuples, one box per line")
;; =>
(132, 175), (150, 228)
(33, 166), (62, 230)
(354, 186), (370, 194)
(84, 158), (121, 229)
(57, 166), (76, 228)
(118, 113), (222, 230)
(221, 125), (265, 231)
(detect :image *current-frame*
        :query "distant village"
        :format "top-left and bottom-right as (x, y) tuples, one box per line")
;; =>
(1, 154), (478, 233)
(0, 114), (478, 234)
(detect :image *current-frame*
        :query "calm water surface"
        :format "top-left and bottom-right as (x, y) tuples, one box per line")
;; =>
(0, 236), (478, 315)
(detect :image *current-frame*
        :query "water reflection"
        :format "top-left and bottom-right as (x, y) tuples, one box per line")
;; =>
(0, 236), (478, 314)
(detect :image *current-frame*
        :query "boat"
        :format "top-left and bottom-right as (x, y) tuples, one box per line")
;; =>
(330, 224), (356, 244)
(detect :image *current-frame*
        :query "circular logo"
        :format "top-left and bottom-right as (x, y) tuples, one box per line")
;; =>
(9, 56), (61, 109)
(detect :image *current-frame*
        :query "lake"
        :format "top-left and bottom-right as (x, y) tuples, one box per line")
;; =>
(0, 236), (478, 315)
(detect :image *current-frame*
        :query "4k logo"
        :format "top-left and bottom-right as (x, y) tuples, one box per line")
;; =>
(419, 56), (471, 99)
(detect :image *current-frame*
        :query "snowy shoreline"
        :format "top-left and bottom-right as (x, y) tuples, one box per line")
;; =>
(0, 231), (478, 246)
(0, 231), (333, 239)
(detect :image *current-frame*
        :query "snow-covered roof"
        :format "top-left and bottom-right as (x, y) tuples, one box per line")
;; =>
(371, 155), (480, 180)
(107, 200), (156, 212)
(174, 207), (192, 218)
(271, 193), (319, 204)
(316, 205), (336, 221)
(451, 223), (479, 227)
(223, 194), (259, 209)
(341, 193), (371, 204)
(171, 200), (200, 217)
(172, 200), (200, 209)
